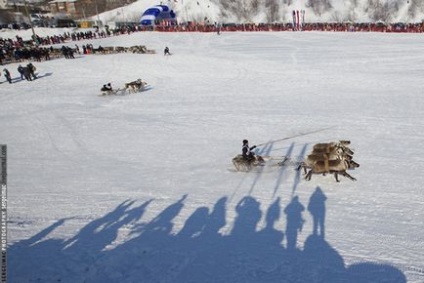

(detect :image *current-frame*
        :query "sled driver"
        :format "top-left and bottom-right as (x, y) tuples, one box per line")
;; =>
(101, 83), (112, 92)
(242, 139), (263, 163)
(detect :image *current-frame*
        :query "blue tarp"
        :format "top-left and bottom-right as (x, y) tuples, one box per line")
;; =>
(140, 5), (176, 26)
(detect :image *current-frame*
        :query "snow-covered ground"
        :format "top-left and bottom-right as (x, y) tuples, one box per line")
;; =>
(1, 30), (424, 282)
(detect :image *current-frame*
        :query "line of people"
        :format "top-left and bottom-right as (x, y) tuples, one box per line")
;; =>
(2, 63), (36, 83)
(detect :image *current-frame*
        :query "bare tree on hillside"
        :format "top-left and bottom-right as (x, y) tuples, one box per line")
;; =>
(306, 0), (333, 16)
(265, 0), (280, 22)
(365, 0), (401, 22)
(238, 0), (255, 21)
(251, 0), (260, 15)
(407, 0), (424, 19)
(216, 0), (236, 17)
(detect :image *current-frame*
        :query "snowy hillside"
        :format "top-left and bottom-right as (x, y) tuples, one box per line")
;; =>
(94, 0), (424, 24)
(1, 29), (424, 283)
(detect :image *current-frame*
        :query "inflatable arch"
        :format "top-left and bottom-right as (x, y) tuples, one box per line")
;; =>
(140, 5), (176, 26)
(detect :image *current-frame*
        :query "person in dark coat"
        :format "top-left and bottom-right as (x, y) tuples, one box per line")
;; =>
(241, 139), (265, 164)
(22, 67), (32, 81)
(101, 83), (112, 91)
(17, 65), (25, 80)
(3, 68), (12, 84)
(164, 46), (171, 56)
(242, 139), (257, 161)
(27, 63), (36, 80)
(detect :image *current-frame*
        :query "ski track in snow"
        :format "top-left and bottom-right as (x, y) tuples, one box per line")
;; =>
(1, 30), (424, 282)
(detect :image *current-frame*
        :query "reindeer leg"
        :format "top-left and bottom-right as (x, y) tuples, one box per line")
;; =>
(340, 171), (357, 181)
(334, 172), (340, 182)
(296, 163), (301, 171)
(305, 170), (312, 181)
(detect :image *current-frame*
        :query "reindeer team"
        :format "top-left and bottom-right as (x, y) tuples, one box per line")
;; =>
(297, 140), (360, 182)
(101, 78), (148, 96)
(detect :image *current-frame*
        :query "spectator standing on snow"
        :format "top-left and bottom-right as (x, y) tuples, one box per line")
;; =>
(17, 65), (24, 80)
(3, 68), (12, 84)
(164, 46), (171, 56)
(27, 63), (37, 80)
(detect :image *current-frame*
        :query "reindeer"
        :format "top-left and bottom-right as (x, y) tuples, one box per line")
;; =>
(312, 144), (354, 155)
(114, 46), (128, 53)
(313, 140), (352, 149)
(313, 140), (351, 148)
(307, 152), (353, 162)
(125, 79), (147, 93)
(305, 159), (360, 182)
(102, 46), (114, 54)
(129, 45), (148, 54)
(297, 149), (354, 174)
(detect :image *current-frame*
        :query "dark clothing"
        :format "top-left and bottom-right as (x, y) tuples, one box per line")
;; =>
(164, 47), (171, 55)
(17, 66), (24, 80)
(27, 63), (36, 79)
(3, 69), (12, 83)
(101, 84), (112, 91)
(242, 144), (256, 160)
(22, 67), (32, 81)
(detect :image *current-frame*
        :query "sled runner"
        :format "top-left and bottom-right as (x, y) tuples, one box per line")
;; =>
(232, 154), (265, 172)
(100, 88), (126, 96)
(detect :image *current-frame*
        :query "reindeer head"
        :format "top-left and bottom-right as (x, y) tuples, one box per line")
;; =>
(347, 159), (360, 169)
(338, 144), (354, 155)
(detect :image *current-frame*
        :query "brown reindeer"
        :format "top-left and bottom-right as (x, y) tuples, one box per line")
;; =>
(312, 144), (354, 155)
(125, 79), (147, 93)
(305, 159), (360, 182)
(312, 140), (354, 155)
(297, 150), (354, 173)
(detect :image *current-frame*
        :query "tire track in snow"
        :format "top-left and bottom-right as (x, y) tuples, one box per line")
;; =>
(34, 114), (78, 164)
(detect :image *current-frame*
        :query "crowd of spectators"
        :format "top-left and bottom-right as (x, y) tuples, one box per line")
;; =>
(1, 21), (423, 66)
(151, 21), (424, 33)
(0, 25), (140, 65)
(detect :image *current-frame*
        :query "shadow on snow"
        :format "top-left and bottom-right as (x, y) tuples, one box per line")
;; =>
(10, 189), (406, 283)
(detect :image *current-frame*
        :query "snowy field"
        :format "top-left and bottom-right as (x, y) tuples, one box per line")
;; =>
(1, 30), (424, 282)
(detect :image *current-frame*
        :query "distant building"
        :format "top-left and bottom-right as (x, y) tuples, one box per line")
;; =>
(49, 0), (88, 19)
(48, 0), (135, 20)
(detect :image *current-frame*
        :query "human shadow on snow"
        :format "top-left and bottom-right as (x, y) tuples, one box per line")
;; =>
(9, 190), (406, 283)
